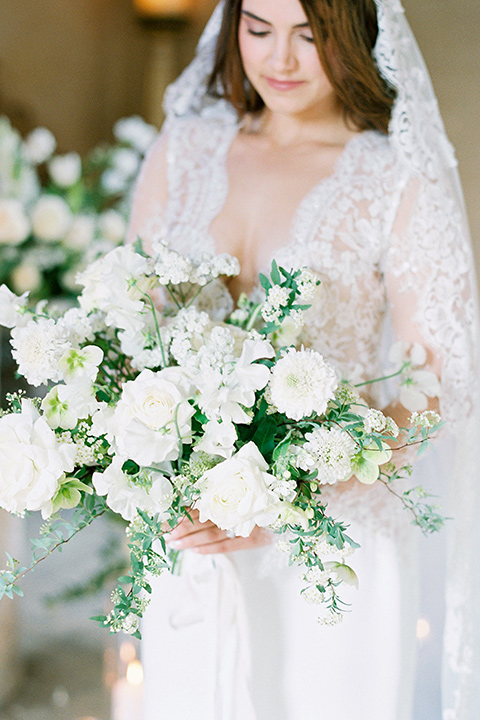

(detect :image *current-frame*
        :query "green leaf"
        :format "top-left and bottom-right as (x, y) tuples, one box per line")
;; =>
(270, 260), (281, 285)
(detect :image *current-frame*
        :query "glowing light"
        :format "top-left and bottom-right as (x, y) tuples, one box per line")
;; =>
(416, 617), (431, 640)
(120, 641), (137, 664)
(133, 0), (192, 17)
(126, 659), (144, 686)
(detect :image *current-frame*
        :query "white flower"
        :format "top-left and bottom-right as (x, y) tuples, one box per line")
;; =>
(196, 442), (279, 537)
(41, 382), (100, 430)
(410, 410), (442, 429)
(113, 116), (157, 154)
(101, 169), (128, 195)
(98, 210), (126, 244)
(77, 246), (153, 334)
(0, 399), (76, 517)
(388, 341), (441, 412)
(24, 127), (56, 164)
(31, 195), (72, 242)
(296, 268), (319, 300)
(11, 317), (71, 386)
(363, 408), (387, 434)
(0, 198), (30, 245)
(269, 348), (339, 420)
(10, 262), (42, 295)
(48, 152), (82, 187)
(195, 419), (238, 458)
(111, 147), (140, 179)
(0, 285), (28, 328)
(56, 307), (95, 345)
(102, 368), (194, 466)
(64, 215), (96, 250)
(297, 426), (357, 484)
(58, 345), (104, 384)
(93, 457), (173, 522)
(154, 242), (194, 285)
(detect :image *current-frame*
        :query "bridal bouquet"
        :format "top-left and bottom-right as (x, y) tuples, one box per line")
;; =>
(0, 241), (443, 633)
(0, 115), (156, 300)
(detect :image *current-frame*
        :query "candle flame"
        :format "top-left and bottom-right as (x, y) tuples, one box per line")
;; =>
(126, 659), (144, 686)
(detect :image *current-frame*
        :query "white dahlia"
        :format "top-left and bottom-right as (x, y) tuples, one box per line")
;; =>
(269, 348), (339, 420)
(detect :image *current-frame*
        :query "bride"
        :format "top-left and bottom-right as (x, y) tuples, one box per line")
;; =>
(127, 1), (480, 718)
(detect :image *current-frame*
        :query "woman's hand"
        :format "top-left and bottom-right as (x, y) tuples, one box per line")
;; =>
(165, 509), (273, 555)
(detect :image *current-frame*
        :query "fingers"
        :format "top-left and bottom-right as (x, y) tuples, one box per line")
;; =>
(165, 522), (274, 555)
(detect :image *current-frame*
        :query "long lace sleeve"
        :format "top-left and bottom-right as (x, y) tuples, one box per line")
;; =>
(384, 174), (478, 424)
(126, 132), (169, 253)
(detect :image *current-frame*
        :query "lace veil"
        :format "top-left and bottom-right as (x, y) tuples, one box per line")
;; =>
(162, 2), (480, 717)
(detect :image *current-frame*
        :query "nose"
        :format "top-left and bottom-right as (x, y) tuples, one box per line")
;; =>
(268, 35), (297, 73)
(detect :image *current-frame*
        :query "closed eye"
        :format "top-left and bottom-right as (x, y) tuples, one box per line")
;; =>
(247, 28), (271, 38)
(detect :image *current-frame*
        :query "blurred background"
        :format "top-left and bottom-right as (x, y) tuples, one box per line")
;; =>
(0, 0), (479, 718)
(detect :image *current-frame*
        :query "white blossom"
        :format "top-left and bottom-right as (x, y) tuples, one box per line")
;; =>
(31, 195), (72, 242)
(196, 442), (280, 536)
(11, 317), (71, 386)
(113, 116), (157, 154)
(297, 426), (357, 484)
(24, 127), (56, 164)
(99, 368), (195, 466)
(0, 284), (29, 328)
(98, 209), (126, 244)
(363, 408), (387, 434)
(0, 198), (30, 245)
(10, 262), (42, 295)
(64, 215), (96, 250)
(269, 347), (339, 420)
(77, 245), (153, 334)
(93, 457), (173, 522)
(0, 399), (76, 517)
(48, 152), (82, 188)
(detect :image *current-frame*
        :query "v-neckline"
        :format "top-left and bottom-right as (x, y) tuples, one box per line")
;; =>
(205, 124), (377, 267)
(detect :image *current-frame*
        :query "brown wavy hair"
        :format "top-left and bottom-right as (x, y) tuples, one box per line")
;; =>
(207, 0), (396, 134)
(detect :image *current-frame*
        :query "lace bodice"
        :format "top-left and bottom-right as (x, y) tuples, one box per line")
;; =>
(129, 116), (477, 423)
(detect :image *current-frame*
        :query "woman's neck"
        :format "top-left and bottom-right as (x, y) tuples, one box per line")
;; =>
(245, 106), (359, 148)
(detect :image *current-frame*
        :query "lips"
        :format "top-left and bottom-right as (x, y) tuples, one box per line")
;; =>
(265, 77), (305, 91)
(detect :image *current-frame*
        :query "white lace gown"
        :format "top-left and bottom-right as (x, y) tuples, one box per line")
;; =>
(127, 114), (477, 720)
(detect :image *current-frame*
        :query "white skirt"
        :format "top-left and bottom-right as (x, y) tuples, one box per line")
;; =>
(141, 518), (420, 720)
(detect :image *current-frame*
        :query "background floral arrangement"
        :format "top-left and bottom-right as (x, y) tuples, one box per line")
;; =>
(0, 241), (444, 633)
(0, 115), (157, 302)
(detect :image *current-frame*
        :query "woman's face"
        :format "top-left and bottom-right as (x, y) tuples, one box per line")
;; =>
(238, 0), (336, 119)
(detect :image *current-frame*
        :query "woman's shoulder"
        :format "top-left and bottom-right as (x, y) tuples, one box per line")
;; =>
(162, 113), (239, 155)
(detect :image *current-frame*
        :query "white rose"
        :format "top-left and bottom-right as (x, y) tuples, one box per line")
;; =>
(64, 215), (96, 250)
(93, 458), (173, 522)
(48, 152), (82, 188)
(0, 198), (31, 245)
(10, 262), (42, 295)
(24, 127), (56, 164)
(98, 209), (126, 244)
(196, 442), (279, 537)
(0, 399), (76, 517)
(31, 195), (72, 242)
(0, 284), (29, 328)
(106, 368), (195, 466)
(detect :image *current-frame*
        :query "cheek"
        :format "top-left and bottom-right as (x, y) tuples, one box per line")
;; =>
(238, 31), (264, 76)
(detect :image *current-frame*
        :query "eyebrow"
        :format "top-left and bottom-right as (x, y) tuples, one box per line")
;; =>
(241, 9), (310, 29)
